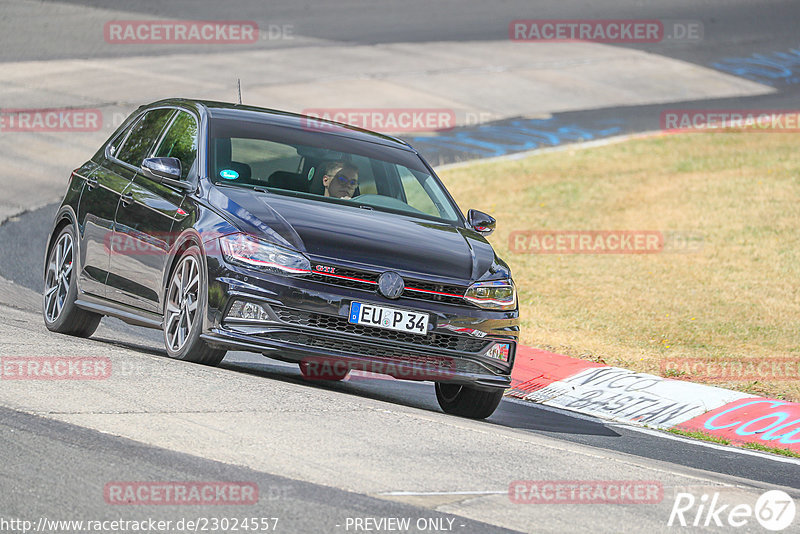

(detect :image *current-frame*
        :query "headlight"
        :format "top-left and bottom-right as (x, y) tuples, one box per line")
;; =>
(464, 279), (516, 310)
(219, 234), (311, 275)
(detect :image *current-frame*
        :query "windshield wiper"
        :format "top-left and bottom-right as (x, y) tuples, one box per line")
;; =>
(215, 181), (270, 194)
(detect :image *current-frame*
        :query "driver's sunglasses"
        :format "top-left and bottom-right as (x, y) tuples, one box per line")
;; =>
(334, 173), (358, 187)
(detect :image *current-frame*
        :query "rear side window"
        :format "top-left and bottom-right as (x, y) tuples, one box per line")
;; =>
(116, 108), (174, 168)
(155, 111), (199, 180)
(107, 128), (129, 159)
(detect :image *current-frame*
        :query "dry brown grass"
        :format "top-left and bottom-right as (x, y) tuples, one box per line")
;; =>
(439, 132), (800, 401)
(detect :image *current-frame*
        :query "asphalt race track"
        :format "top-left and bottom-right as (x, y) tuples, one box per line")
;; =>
(1, 200), (798, 531)
(1, 1), (799, 533)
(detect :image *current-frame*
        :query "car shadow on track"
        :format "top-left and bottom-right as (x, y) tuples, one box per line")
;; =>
(217, 353), (622, 438)
(88, 333), (621, 439)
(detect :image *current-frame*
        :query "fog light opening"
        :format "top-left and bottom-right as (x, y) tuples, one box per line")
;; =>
(226, 300), (271, 322)
(485, 343), (511, 363)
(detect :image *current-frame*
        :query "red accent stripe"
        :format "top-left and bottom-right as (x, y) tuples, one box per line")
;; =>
(314, 269), (465, 298)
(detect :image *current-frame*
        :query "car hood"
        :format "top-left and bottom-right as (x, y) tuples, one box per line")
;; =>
(210, 187), (498, 280)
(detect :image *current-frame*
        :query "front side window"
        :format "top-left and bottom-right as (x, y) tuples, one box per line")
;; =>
(398, 165), (441, 218)
(155, 111), (199, 180)
(116, 108), (174, 168)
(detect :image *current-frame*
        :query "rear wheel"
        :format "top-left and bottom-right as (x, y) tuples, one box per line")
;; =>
(163, 246), (225, 366)
(435, 382), (504, 419)
(42, 226), (101, 337)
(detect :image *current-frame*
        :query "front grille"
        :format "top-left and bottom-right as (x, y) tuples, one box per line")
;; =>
(259, 332), (489, 375)
(271, 306), (490, 353)
(404, 281), (466, 305)
(309, 272), (374, 291)
(310, 264), (468, 306)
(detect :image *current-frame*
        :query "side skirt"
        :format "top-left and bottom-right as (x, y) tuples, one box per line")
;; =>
(75, 294), (162, 329)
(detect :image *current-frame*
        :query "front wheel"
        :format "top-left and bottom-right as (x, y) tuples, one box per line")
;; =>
(42, 225), (101, 337)
(163, 246), (225, 366)
(435, 382), (504, 419)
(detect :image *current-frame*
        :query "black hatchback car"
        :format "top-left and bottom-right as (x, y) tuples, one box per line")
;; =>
(43, 99), (519, 418)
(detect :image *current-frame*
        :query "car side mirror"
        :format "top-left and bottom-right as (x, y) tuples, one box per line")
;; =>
(141, 157), (193, 190)
(467, 209), (496, 236)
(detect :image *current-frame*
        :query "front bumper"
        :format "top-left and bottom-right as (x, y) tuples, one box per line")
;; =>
(203, 259), (519, 390)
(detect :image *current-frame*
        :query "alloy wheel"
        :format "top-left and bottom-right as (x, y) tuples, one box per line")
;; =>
(165, 255), (200, 352)
(44, 232), (74, 323)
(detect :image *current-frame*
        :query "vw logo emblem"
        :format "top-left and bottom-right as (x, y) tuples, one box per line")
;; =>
(377, 271), (404, 299)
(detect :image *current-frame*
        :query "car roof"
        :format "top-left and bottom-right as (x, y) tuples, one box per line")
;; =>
(144, 98), (416, 152)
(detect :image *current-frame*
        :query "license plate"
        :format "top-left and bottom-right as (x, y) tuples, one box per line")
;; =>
(348, 302), (429, 335)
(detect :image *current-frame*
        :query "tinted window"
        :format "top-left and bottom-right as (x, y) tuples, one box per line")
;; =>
(116, 108), (174, 168)
(229, 138), (301, 180)
(399, 165), (440, 218)
(107, 126), (132, 159)
(348, 155), (377, 195)
(155, 111), (199, 180)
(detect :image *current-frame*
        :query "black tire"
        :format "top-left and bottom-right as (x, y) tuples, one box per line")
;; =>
(163, 246), (225, 366)
(435, 382), (504, 419)
(43, 225), (101, 337)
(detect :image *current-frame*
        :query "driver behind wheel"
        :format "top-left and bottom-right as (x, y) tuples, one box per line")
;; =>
(321, 161), (359, 199)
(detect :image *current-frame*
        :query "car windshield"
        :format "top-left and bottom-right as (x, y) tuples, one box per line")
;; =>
(208, 117), (461, 223)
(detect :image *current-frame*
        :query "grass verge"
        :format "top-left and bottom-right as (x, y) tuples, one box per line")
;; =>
(667, 428), (731, 445)
(439, 131), (800, 402)
(667, 428), (800, 458)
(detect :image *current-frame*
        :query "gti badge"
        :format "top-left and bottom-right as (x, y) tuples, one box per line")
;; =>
(377, 271), (404, 299)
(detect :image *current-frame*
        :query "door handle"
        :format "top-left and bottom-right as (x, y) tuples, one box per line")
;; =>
(120, 192), (134, 208)
(86, 176), (98, 190)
